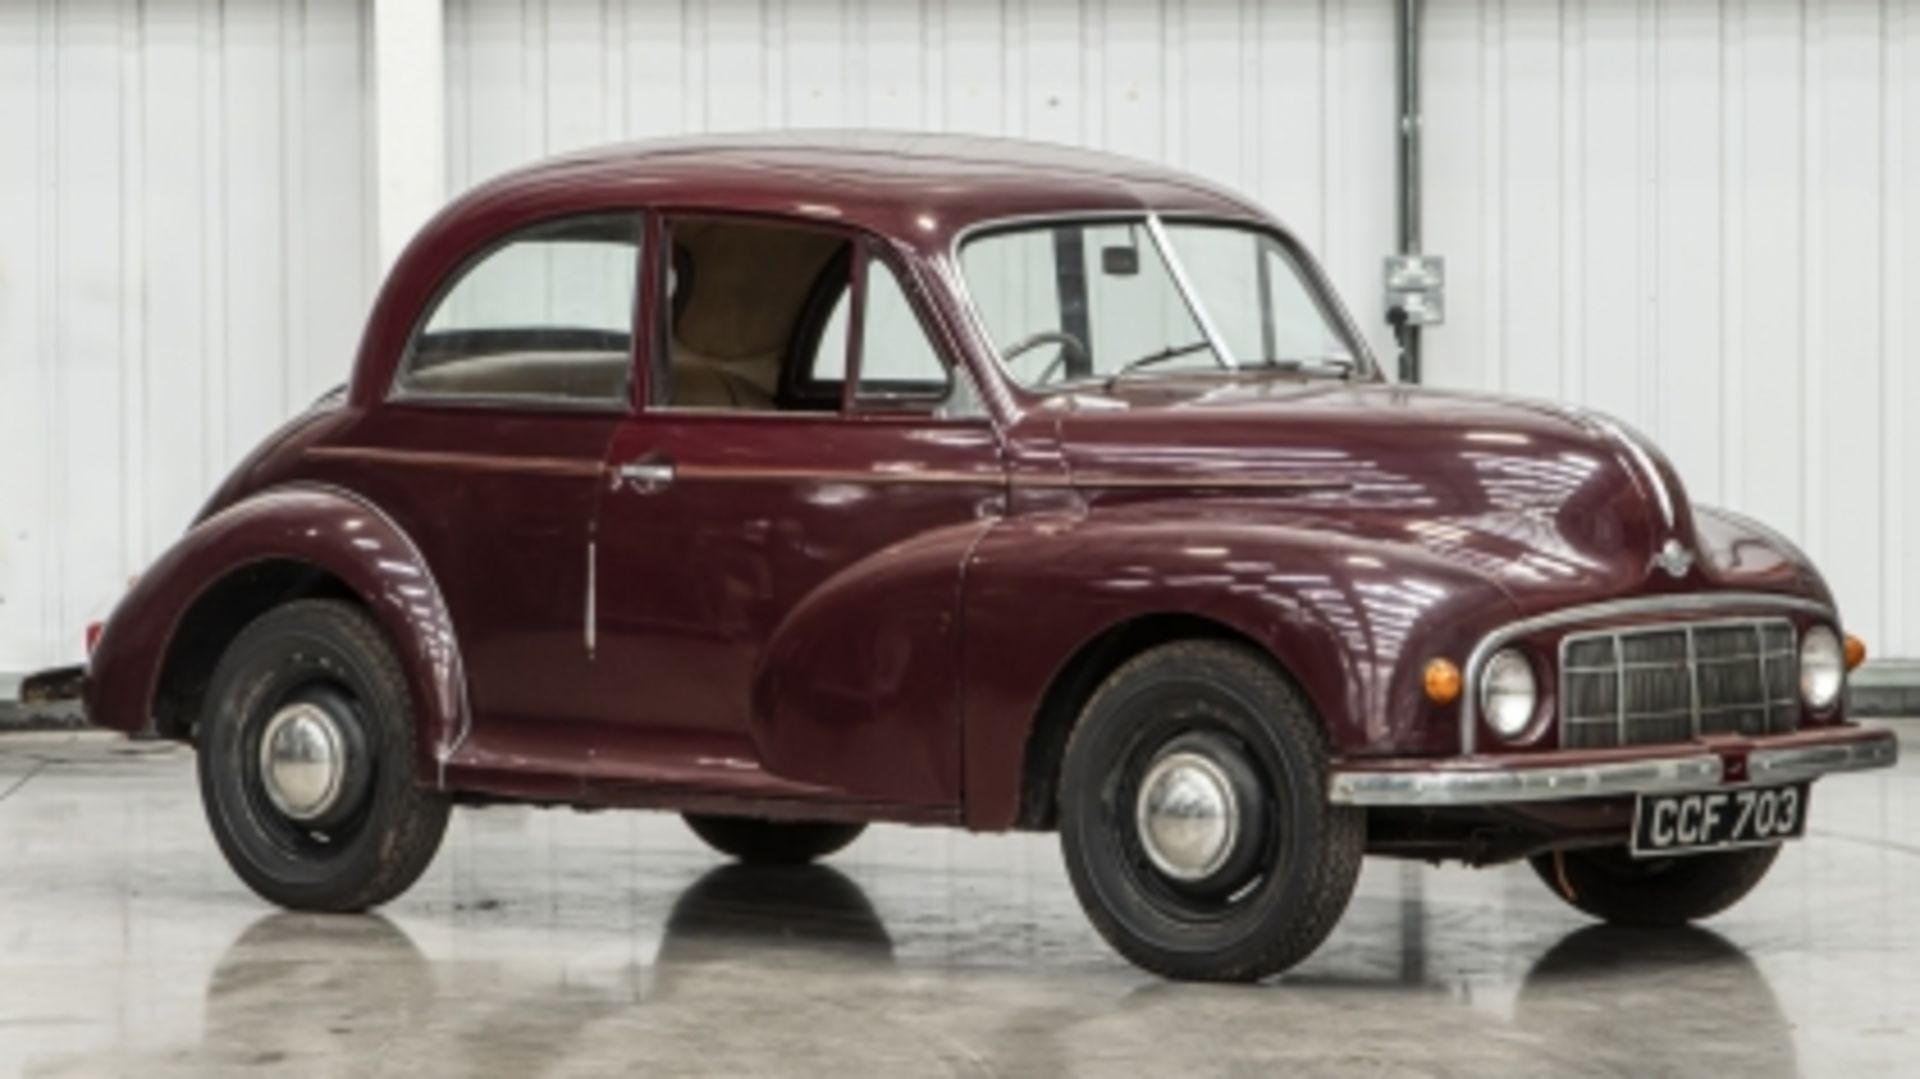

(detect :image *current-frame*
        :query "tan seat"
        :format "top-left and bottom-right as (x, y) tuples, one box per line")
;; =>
(668, 342), (779, 410)
(662, 219), (844, 411)
(404, 351), (628, 400)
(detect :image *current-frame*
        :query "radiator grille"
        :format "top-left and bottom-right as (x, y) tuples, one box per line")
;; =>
(1561, 619), (1798, 749)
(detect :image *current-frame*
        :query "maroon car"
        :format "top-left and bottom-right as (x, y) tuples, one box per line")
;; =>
(63, 132), (1894, 982)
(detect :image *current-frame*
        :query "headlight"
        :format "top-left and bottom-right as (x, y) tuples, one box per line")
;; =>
(1481, 649), (1537, 740)
(1800, 626), (1844, 712)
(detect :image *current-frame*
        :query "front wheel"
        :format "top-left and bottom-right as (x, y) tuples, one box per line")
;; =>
(198, 599), (451, 912)
(1529, 844), (1781, 927)
(683, 814), (866, 864)
(1057, 641), (1364, 982)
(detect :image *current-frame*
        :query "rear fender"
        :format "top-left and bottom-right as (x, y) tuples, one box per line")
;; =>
(84, 484), (467, 783)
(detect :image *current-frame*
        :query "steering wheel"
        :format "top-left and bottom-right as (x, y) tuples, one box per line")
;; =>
(1002, 330), (1091, 385)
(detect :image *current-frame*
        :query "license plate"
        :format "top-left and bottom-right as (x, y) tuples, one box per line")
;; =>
(1631, 783), (1810, 858)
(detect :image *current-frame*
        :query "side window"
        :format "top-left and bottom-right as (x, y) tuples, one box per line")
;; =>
(799, 254), (973, 416)
(855, 259), (949, 404)
(395, 215), (639, 404)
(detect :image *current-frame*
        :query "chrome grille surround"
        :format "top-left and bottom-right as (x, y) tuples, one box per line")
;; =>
(1457, 593), (1836, 754)
(1560, 618), (1798, 749)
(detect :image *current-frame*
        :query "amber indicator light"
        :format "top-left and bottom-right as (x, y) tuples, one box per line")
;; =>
(1423, 658), (1462, 705)
(1844, 634), (1868, 671)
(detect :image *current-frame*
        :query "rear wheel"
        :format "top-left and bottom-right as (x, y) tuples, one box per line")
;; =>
(198, 599), (450, 912)
(683, 814), (866, 864)
(1528, 844), (1781, 926)
(1057, 640), (1364, 982)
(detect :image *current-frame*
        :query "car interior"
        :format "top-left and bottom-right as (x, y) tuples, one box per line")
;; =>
(658, 215), (853, 412)
(399, 212), (955, 414)
(396, 208), (976, 415)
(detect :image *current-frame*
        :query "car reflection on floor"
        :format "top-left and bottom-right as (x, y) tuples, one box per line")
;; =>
(13, 729), (1909, 1076)
(35, 863), (1795, 1078)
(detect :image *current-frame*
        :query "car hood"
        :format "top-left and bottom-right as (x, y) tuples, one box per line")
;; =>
(1042, 377), (1825, 616)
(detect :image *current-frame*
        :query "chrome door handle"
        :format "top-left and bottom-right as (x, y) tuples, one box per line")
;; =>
(614, 459), (675, 492)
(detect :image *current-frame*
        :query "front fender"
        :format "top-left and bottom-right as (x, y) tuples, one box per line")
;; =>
(85, 484), (467, 780)
(960, 507), (1519, 828)
(1692, 503), (1836, 607)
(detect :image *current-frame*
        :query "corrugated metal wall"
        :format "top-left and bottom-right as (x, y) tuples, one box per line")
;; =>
(446, 0), (1920, 659)
(1419, 0), (1920, 665)
(5, 0), (1919, 673)
(0, 0), (376, 673)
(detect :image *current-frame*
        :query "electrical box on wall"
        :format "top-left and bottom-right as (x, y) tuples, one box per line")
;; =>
(1384, 254), (1445, 327)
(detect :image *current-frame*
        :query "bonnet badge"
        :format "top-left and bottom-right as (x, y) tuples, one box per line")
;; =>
(1654, 538), (1694, 579)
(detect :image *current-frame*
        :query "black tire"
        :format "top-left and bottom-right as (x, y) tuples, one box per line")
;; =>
(683, 814), (866, 864)
(1057, 640), (1364, 982)
(198, 599), (451, 912)
(1528, 844), (1781, 927)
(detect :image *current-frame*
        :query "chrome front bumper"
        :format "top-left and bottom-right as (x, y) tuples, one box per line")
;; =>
(1328, 725), (1898, 807)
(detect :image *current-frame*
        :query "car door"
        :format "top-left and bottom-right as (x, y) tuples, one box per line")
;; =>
(588, 224), (1004, 807)
(335, 214), (641, 752)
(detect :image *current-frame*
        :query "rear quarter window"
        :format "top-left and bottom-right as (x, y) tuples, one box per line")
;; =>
(395, 215), (640, 406)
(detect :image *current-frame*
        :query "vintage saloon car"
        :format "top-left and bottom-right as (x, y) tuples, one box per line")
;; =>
(68, 132), (1895, 982)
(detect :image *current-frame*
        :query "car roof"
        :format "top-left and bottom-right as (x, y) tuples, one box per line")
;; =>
(442, 130), (1268, 252)
(355, 132), (1285, 408)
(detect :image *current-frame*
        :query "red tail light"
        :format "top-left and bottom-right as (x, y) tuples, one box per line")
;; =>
(85, 621), (104, 655)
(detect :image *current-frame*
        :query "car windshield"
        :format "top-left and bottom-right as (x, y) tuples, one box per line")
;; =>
(959, 216), (1361, 391)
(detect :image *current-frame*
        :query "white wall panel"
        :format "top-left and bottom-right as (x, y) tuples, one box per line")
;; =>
(1422, 0), (1920, 656)
(0, 0), (375, 673)
(443, 0), (1398, 374)
(9, 0), (1920, 672)
(443, 0), (1920, 655)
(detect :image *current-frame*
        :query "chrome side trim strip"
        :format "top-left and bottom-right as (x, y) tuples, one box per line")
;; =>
(1750, 734), (1900, 785)
(674, 463), (1000, 487)
(1460, 591), (1838, 754)
(1009, 471), (1350, 493)
(584, 539), (597, 658)
(309, 445), (603, 480)
(1329, 754), (1724, 807)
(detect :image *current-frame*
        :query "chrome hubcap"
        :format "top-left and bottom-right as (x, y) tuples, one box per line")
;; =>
(258, 702), (349, 822)
(1134, 750), (1240, 882)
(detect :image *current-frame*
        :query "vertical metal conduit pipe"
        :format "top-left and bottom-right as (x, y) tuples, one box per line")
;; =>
(1392, 0), (1426, 384)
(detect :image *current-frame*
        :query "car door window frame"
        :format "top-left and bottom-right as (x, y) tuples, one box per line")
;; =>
(634, 210), (989, 428)
(645, 210), (856, 417)
(388, 210), (646, 415)
(844, 239), (968, 416)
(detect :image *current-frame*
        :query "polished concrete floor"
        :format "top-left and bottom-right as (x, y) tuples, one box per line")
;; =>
(2, 726), (1915, 1077)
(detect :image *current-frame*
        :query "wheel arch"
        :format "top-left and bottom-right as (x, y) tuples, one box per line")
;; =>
(85, 484), (469, 782)
(150, 559), (360, 741)
(1012, 612), (1306, 831)
(958, 510), (1523, 831)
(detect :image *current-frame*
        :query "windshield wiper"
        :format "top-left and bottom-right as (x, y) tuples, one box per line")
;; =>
(1251, 355), (1358, 380)
(1102, 340), (1215, 392)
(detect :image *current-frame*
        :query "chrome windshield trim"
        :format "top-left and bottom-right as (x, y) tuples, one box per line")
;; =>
(1145, 213), (1239, 370)
(947, 209), (1378, 399)
(1330, 754), (1725, 807)
(1460, 592), (1839, 754)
